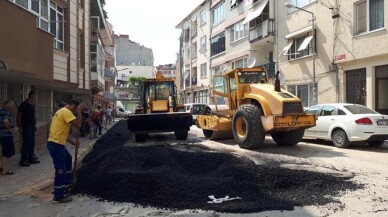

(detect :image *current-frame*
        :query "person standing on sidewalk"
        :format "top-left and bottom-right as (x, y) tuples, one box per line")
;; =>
(17, 91), (40, 167)
(0, 100), (17, 175)
(105, 106), (113, 125)
(47, 99), (84, 203)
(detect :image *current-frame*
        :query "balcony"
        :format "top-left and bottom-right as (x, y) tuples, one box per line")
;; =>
(192, 76), (197, 86)
(104, 69), (115, 79)
(249, 19), (274, 42)
(103, 91), (114, 100)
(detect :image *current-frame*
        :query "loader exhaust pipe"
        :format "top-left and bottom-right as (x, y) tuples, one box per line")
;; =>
(274, 71), (281, 92)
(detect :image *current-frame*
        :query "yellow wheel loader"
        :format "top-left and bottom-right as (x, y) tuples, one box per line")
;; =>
(196, 67), (316, 149)
(127, 72), (192, 142)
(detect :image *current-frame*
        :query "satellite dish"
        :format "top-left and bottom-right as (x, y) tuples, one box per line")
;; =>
(184, 71), (189, 78)
(246, 57), (256, 68)
(191, 15), (197, 22)
(183, 21), (189, 29)
(199, 47), (206, 54)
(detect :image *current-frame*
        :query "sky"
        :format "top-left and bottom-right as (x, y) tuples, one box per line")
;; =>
(105, 0), (204, 66)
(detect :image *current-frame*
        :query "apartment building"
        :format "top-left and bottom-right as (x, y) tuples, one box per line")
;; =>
(279, 0), (388, 114)
(114, 35), (155, 112)
(0, 0), (91, 150)
(177, 0), (276, 105)
(177, 0), (388, 114)
(115, 35), (154, 66)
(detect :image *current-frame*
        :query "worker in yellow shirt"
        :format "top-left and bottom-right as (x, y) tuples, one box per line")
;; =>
(47, 99), (84, 203)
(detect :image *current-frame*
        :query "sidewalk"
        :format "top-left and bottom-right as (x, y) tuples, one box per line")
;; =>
(0, 121), (118, 198)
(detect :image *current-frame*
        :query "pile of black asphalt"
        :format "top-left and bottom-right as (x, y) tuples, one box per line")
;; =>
(73, 120), (363, 213)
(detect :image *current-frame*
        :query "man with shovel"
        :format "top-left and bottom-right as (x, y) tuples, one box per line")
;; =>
(47, 99), (84, 203)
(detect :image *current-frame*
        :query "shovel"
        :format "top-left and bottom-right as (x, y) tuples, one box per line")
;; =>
(72, 127), (80, 186)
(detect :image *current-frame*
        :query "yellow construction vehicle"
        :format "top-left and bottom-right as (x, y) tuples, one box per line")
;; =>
(196, 67), (316, 149)
(127, 72), (192, 142)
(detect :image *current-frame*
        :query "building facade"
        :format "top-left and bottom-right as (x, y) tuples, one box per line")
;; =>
(177, 0), (276, 105)
(177, 0), (388, 115)
(115, 35), (154, 66)
(0, 0), (92, 151)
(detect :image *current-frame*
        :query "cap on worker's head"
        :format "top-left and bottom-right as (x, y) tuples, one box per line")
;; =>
(59, 101), (66, 108)
(68, 98), (80, 106)
(97, 104), (102, 108)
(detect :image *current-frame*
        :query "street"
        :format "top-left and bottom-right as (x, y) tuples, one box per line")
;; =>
(0, 123), (387, 217)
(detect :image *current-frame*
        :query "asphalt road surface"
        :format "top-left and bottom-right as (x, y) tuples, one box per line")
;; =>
(1, 124), (387, 217)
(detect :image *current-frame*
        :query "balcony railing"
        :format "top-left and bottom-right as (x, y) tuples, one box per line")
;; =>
(104, 69), (115, 79)
(103, 91), (114, 100)
(249, 19), (274, 42)
(259, 62), (276, 77)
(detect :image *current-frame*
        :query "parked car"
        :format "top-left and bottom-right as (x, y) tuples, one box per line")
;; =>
(304, 103), (388, 148)
(184, 103), (207, 125)
(116, 106), (132, 118)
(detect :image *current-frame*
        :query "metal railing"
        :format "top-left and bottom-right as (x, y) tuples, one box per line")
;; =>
(249, 19), (274, 42)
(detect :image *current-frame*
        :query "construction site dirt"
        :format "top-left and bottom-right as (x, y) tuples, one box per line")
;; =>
(73, 121), (364, 213)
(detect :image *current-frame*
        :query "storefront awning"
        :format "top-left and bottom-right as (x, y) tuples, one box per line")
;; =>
(243, 0), (268, 24)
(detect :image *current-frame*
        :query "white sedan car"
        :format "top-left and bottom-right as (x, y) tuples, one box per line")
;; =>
(304, 103), (388, 148)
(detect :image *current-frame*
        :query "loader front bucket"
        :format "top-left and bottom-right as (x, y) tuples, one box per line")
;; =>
(127, 112), (192, 133)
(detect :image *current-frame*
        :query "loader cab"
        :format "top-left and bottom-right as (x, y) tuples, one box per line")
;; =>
(142, 80), (176, 113)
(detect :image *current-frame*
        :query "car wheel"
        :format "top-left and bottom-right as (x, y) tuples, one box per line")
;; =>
(232, 104), (264, 149)
(271, 130), (305, 146)
(332, 129), (350, 148)
(367, 141), (384, 147)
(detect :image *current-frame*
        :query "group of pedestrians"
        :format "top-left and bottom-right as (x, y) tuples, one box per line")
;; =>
(0, 92), (88, 204)
(0, 91), (39, 176)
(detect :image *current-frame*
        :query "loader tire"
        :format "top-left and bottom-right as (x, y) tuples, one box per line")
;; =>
(135, 133), (147, 142)
(174, 130), (188, 140)
(232, 104), (264, 149)
(271, 130), (304, 146)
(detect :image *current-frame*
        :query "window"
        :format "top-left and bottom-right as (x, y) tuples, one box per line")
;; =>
(199, 36), (207, 53)
(10, 0), (49, 31)
(213, 76), (227, 94)
(288, 83), (317, 107)
(355, 0), (384, 35)
(211, 32), (225, 56)
(200, 63), (207, 78)
(50, 2), (64, 50)
(90, 43), (105, 76)
(320, 106), (336, 116)
(192, 42), (197, 59)
(346, 68), (366, 105)
(287, 0), (316, 13)
(15, 0), (28, 9)
(231, 0), (244, 8)
(232, 58), (247, 68)
(286, 33), (315, 60)
(200, 10), (207, 25)
(231, 21), (248, 42)
(211, 1), (225, 27)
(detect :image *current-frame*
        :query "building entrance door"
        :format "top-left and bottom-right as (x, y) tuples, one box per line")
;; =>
(375, 65), (388, 115)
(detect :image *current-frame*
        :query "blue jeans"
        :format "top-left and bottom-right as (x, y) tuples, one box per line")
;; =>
(47, 141), (72, 199)
(20, 127), (36, 162)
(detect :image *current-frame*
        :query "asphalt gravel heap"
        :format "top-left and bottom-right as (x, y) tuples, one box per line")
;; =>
(73, 121), (363, 213)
